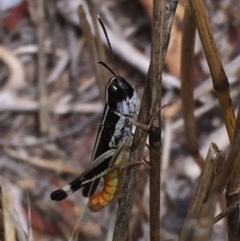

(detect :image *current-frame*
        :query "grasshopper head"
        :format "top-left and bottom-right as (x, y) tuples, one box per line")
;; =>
(106, 76), (139, 115)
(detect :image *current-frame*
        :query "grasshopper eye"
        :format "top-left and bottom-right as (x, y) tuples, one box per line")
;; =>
(108, 83), (124, 102)
(110, 84), (118, 93)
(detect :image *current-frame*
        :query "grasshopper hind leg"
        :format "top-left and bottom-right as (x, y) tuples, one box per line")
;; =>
(51, 184), (73, 201)
(51, 176), (85, 201)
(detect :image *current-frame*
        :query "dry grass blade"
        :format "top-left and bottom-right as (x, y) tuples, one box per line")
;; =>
(36, 0), (51, 134)
(78, 5), (106, 101)
(0, 186), (4, 240)
(68, 24), (79, 101)
(4, 148), (82, 175)
(180, 4), (204, 168)
(0, 45), (25, 90)
(2, 189), (16, 241)
(85, 0), (110, 85)
(188, 0), (236, 143)
(225, 104), (240, 239)
(213, 200), (240, 225)
(163, 0), (178, 58)
(0, 97), (101, 115)
(179, 143), (224, 241)
(0, 112), (101, 148)
(194, 134), (240, 240)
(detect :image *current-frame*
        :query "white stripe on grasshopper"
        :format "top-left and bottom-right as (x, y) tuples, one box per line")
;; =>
(59, 149), (118, 196)
(62, 184), (73, 196)
(81, 142), (125, 186)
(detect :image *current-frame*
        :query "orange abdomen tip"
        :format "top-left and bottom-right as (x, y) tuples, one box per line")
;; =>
(88, 168), (122, 212)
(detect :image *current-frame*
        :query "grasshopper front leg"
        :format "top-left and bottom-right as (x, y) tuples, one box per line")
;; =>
(114, 102), (170, 131)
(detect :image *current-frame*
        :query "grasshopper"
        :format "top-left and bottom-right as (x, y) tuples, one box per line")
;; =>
(51, 16), (160, 212)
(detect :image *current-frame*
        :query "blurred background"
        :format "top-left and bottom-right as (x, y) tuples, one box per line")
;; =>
(0, 0), (240, 240)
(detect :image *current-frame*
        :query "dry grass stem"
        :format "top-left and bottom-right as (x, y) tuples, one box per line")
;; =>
(112, 1), (178, 241)
(78, 5), (106, 101)
(194, 135), (240, 240)
(180, 4), (204, 168)
(211, 134), (240, 240)
(36, 0), (51, 134)
(225, 104), (240, 240)
(161, 118), (172, 184)
(179, 143), (224, 241)
(2, 189), (16, 241)
(163, 0), (178, 58)
(0, 45), (25, 90)
(148, 0), (166, 240)
(213, 200), (240, 225)
(0, 186), (3, 240)
(0, 96), (102, 114)
(188, 0), (236, 142)
(68, 25), (79, 101)
(212, 134), (240, 199)
(86, 0), (110, 84)
(5, 148), (83, 175)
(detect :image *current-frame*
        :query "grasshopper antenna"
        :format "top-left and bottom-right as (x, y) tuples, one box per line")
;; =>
(98, 61), (117, 78)
(97, 15), (120, 78)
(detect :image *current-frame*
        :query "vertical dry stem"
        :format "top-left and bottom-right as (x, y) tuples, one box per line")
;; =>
(2, 190), (16, 241)
(180, 5), (204, 167)
(225, 104), (240, 240)
(0, 186), (3, 240)
(78, 5), (106, 101)
(148, 0), (166, 240)
(188, 0), (235, 143)
(112, 1), (178, 241)
(68, 25), (79, 101)
(86, 0), (110, 85)
(37, 0), (51, 134)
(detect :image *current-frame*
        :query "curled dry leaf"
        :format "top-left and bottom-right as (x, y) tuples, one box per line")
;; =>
(0, 45), (25, 90)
